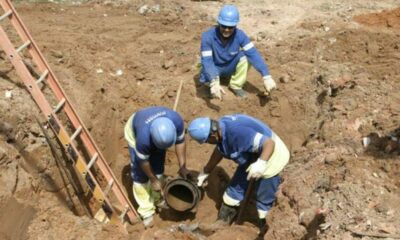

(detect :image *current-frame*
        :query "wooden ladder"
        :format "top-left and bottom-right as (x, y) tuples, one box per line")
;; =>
(0, 0), (139, 226)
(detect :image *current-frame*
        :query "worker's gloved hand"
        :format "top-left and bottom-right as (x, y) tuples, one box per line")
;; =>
(246, 158), (268, 180)
(263, 75), (277, 93)
(197, 170), (209, 187)
(210, 78), (225, 100)
(150, 178), (163, 193)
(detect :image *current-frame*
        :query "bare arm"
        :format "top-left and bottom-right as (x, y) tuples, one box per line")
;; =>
(259, 138), (275, 161)
(175, 142), (186, 169)
(176, 141), (192, 178)
(140, 161), (161, 191)
(203, 146), (224, 174)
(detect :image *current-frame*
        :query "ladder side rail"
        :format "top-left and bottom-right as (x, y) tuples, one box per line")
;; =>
(0, 0), (93, 140)
(0, 0), (138, 222)
(1, 0), (123, 187)
(0, 0), (88, 132)
(0, 25), (120, 222)
(0, 26), (53, 116)
(0, 0), (47, 74)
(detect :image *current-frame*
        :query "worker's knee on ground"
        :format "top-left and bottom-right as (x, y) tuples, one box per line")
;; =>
(223, 191), (240, 207)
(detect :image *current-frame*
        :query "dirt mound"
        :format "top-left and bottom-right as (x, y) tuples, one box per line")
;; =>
(354, 7), (400, 29)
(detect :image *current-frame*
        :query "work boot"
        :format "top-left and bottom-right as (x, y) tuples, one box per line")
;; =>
(142, 215), (154, 228)
(230, 88), (247, 98)
(257, 218), (269, 239)
(217, 203), (238, 225)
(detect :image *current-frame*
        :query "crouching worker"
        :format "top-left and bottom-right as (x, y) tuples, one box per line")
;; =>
(199, 4), (277, 99)
(188, 114), (289, 237)
(124, 106), (191, 227)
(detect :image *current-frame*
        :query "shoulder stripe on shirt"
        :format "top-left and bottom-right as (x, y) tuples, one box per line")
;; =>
(243, 42), (254, 51)
(201, 50), (212, 57)
(252, 132), (263, 152)
(135, 150), (149, 160)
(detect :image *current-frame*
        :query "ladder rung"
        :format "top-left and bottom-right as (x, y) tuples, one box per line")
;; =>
(119, 205), (129, 220)
(87, 153), (98, 169)
(16, 40), (31, 53)
(103, 179), (114, 196)
(0, 0), (139, 225)
(70, 126), (82, 141)
(0, 10), (12, 22)
(36, 70), (49, 84)
(53, 98), (66, 113)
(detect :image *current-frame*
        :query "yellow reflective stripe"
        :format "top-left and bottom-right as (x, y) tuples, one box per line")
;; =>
(108, 214), (120, 224)
(124, 113), (136, 148)
(75, 158), (86, 174)
(58, 129), (70, 145)
(124, 113), (150, 160)
(93, 185), (104, 203)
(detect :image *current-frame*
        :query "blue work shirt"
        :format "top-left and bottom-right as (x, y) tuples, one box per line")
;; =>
(132, 106), (185, 161)
(200, 26), (270, 83)
(217, 114), (272, 165)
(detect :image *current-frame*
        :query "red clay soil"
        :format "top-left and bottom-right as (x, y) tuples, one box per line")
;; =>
(0, 1), (399, 239)
(354, 7), (400, 29)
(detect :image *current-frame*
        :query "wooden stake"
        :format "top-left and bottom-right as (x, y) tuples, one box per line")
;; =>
(173, 78), (184, 111)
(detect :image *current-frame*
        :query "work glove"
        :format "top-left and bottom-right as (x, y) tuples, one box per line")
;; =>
(210, 78), (225, 100)
(197, 170), (209, 187)
(246, 158), (268, 180)
(263, 75), (277, 93)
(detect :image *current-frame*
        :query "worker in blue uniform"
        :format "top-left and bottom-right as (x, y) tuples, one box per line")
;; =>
(199, 5), (277, 99)
(188, 114), (289, 237)
(124, 106), (191, 227)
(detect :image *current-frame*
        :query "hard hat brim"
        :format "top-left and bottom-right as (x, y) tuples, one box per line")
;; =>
(217, 18), (238, 27)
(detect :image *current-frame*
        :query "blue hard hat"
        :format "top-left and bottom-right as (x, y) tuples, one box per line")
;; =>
(150, 117), (176, 149)
(217, 5), (239, 27)
(188, 117), (211, 144)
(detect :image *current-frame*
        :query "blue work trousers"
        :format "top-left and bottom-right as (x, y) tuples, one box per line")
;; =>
(225, 163), (281, 212)
(129, 146), (165, 183)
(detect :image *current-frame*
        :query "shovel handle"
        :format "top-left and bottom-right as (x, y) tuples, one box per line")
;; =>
(236, 178), (256, 224)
